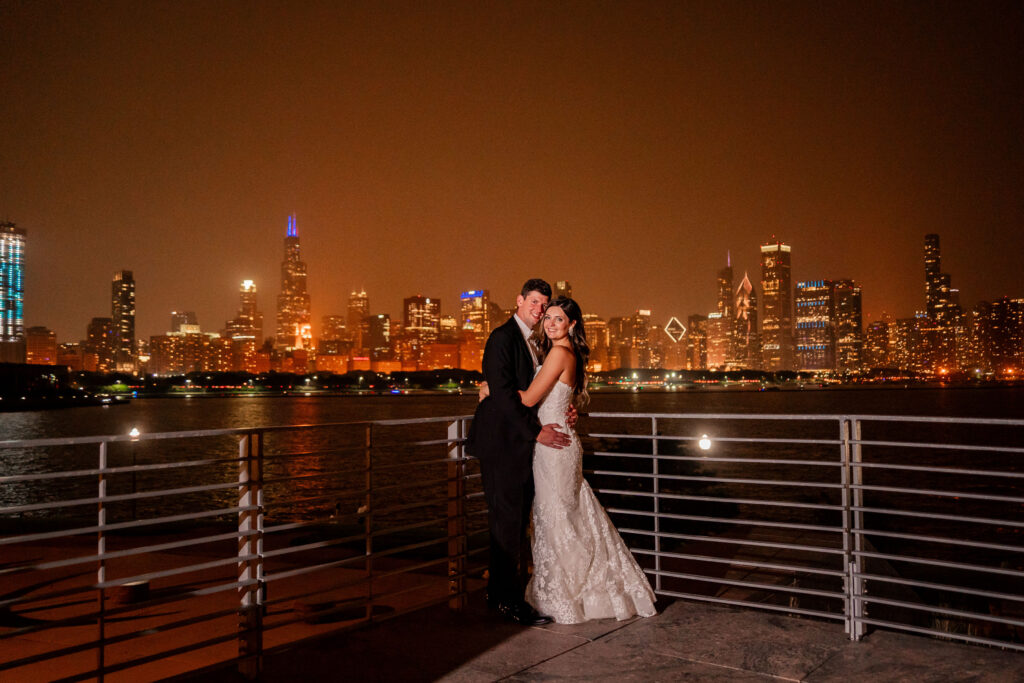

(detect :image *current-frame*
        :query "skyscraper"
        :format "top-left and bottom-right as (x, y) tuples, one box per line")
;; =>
(832, 279), (864, 373)
(226, 280), (263, 344)
(1, 222), (26, 362)
(404, 295), (441, 344)
(554, 280), (573, 299)
(275, 215), (311, 350)
(348, 289), (369, 350)
(761, 240), (794, 371)
(111, 270), (136, 371)
(460, 289), (490, 340)
(734, 272), (760, 369)
(795, 279), (835, 371)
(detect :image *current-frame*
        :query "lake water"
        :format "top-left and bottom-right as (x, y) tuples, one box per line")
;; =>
(3, 384), (1023, 442)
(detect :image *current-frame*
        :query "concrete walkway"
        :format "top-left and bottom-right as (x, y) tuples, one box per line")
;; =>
(184, 592), (1024, 682)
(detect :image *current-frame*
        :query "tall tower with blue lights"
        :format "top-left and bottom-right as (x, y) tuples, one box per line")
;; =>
(275, 215), (312, 350)
(1, 222), (26, 363)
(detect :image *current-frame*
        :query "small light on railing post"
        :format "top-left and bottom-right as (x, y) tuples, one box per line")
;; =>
(698, 434), (712, 451)
(129, 427), (141, 441)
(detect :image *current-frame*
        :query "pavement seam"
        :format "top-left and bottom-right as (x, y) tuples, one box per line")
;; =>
(644, 648), (801, 682)
(497, 618), (645, 680)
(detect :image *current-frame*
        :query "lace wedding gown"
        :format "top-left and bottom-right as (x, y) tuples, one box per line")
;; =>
(526, 378), (657, 624)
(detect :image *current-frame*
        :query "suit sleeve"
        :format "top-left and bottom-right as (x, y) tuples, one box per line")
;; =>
(482, 328), (541, 443)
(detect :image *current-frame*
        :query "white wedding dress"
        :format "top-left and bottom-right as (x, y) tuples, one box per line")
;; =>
(526, 378), (657, 624)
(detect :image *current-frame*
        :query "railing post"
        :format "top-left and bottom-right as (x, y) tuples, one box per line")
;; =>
(651, 417), (661, 593)
(447, 419), (467, 610)
(237, 432), (264, 679)
(850, 418), (866, 640)
(364, 423), (374, 621)
(840, 417), (853, 638)
(97, 441), (107, 682)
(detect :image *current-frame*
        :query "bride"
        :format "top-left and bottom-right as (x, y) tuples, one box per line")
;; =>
(485, 296), (656, 624)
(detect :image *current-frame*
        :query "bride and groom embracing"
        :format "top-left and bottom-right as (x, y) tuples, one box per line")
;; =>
(466, 278), (656, 626)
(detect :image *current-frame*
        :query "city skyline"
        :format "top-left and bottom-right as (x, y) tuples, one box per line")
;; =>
(2, 2), (1022, 342)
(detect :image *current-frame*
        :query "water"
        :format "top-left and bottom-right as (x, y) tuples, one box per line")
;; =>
(3, 384), (1023, 443)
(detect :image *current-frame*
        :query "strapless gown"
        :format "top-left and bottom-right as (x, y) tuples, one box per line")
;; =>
(526, 378), (657, 624)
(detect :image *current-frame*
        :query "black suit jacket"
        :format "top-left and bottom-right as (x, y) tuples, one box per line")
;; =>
(466, 316), (541, 470)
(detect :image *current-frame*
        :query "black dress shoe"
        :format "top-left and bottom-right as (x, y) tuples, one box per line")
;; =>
(495, 600), (553, 626)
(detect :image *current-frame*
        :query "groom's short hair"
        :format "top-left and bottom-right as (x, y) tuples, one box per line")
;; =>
(521, 278), (552, 298)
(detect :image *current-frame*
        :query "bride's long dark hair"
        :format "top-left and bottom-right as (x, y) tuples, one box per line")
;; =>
(530, 296), (590, 407)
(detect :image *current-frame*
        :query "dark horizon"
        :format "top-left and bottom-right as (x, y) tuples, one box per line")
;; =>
(2, 1), (1022, 341)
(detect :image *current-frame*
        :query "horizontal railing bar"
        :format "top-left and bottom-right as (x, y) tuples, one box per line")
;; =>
(587, 412), (844, 421)
(652, 588), (846, 620)
(593, 453), (841, 467)
(0, 456), (240, 485)
(853, 505), (1024, 529)
(590, 451), (838, 466)
(263, 534), (366, 559)
(620, 527), (844, 555)
(0, 530), (258, 576)
(0, 415), (475, 449)
(850, 484), (1024, 504)
(647, 568), (844, 599)
(371, 519), (447, 542)
(262, 468), (365, 486)
(0, 505), (252, 545)
(592, 488), (844, 511)
(631, 548), (846, 577)
(855, 572), (1024, 604)
(0, 480), (240, 515)
(604, 508), (841, 534)
(855, 528), (1024, 554)
(371, 497), (448, 518)
(590, 470), (844, 490)
(854, 462), (1024, 478)
(372, 455), (455, 472)
(96, 554), (257, 588)
(371, 475), (451, 495)
(854, 550), (1024, 578)
(82, 630), (243, 681)
(855, 618), (1024, 653)
(853, 439), (1024, 455)
(587, 434), (840, 447)
(860, 596), (1024, 628)
(269, 490), (366, 510)
(264, 555), (367, 583)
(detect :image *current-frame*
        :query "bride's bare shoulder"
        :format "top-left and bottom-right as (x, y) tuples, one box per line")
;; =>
(545, 345), (574, 365)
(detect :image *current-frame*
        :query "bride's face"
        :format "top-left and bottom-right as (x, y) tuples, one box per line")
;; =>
(543, 306), (571, 341)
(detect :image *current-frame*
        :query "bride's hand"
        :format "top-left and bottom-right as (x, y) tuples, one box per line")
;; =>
(565, 404), (578, 429)
(477, 381), (490, 403)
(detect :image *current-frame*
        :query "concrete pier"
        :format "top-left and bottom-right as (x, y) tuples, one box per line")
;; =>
(183, 592), (1024, 682)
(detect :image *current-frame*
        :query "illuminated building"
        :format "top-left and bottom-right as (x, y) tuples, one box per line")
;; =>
(760, 240), (794, 371)
(685, 314), (708, 370)
(863, 320), (889, 369)
(364, 314), (391, 359)
(148, 331), (230, 375)
(582, 313), (609, 372)
(608, 309), (654, 369)
(554, 281), (573, 299)
(0, 222), (26, 362)
(170, 311), (198, 333)
(421, 342), (459, 369)
(439, 315), (458, 340)
(457, 331), (483, 372)
(86, 317), (117, 372)
(57, 342), (84, 371)
(321, 315), (346, 341)
(705, 313), (730, 369)
(733, 272), (759, 369)
(25, 326), (57, 365)
(460, 289), (490, 341)
(348, 290), (369, 350)
(887, 318), (917, 371)
(225, 280), (263, 348)
(922, 234), (960, 371)
(661, 317), (687, 369)
(795, 280), (834, 371)
(275, 215), (311, 350)
(832, 279), (863, 373)
(111, 270), (136, 371)
(404, 295), (441, 344)
(983, 297), (1024, 377)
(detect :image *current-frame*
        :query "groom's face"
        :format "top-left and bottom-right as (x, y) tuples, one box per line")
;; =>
(516, 290), (549, 328)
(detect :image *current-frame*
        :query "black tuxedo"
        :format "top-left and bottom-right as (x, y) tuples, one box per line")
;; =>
(466, 316), (541, 604)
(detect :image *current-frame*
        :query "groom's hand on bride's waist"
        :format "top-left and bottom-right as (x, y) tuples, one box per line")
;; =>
(537, 423), (571, 449)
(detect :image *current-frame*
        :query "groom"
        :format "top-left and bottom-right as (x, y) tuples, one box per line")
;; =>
(466, 278), (570, 626)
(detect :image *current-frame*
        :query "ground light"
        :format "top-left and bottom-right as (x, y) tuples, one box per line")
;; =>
(698, 434), (712, 451)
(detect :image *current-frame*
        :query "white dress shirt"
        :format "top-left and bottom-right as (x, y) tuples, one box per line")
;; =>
(513, 313), (539, 369)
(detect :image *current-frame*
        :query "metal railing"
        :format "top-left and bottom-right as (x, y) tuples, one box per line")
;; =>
(583, 412), (1024, 651)
(0, 416), (482, 682)
(1, 412), (1023, 680)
